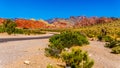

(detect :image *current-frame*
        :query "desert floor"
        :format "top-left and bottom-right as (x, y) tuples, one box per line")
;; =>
(0, 34), (120, 68)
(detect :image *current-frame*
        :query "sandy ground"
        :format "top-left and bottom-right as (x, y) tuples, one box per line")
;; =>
(3, 39), (62, 68)
(0, 34), (120, 68)
(0, 34), (62, 68)
(82, 41), (120, 68)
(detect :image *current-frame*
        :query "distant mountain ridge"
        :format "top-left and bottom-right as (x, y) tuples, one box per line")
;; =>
(0, 16), (119, 29)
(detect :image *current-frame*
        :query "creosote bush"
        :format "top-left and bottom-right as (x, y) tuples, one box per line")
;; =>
(3, 19), (17, 35)
(47, 64), (54, 68)
(105, 40), (120, 54)
(61, 48), (94, 68)
(45, 31), (89, 57)
(105, 40), (120, 48)
(112, 46), (120, 54)
(98, 35), (113, 42)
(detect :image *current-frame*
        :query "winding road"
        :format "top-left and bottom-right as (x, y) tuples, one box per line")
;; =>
(0, 34), (53, 68)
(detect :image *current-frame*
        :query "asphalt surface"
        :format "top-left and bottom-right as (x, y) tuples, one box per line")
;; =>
(0, 34), (53, 43)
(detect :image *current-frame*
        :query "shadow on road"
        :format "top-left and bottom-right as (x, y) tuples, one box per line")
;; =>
(0, 35), (52, 43)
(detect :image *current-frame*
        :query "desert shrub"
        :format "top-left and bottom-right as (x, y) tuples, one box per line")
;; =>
(3, 19), (17, 35)
(14, 28), (46, 35)
(0, 26), (4, 33)
(47, 64), (54, 68)
(112, 46), (120, 54)
(117, 32), (120, 37)
(97, 35), (103, 41)
(14, 29), (24, 34)
(87, 34), (95, 38)
(103, 36), (113, 42)
(49, 31), (89, 49)
(30, 30), (46, 34)
(45, 31), (89, 57)
(105, 40), (120, 54)
(97, 35), (113, 42)
(45, 46), (60, 58)
(61, 48), (94, 68)
(105, 40), (120, 48)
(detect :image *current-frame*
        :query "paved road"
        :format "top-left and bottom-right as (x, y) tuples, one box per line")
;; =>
(0, 34), (53, 68)
(0, 34), (53, 43)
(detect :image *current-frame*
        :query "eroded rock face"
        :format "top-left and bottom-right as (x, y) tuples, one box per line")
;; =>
(69, 16), (113, 27)
(47, 16), (115, 28)
(15, 19), (47, 29)
(0, 16), (118, 29)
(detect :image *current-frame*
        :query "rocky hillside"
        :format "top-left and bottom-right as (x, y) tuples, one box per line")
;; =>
(0, 16), (119, 29)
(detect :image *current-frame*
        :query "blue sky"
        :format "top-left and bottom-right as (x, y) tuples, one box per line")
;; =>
(0, 0), (120, 19)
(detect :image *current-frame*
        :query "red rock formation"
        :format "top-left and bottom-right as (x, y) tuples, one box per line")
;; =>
(96, 17), (113, 24)
(15, 19), (47, 29)
(55, 22), (66, 28)
(74, 16), (113, 27)
(0, 16), (117, 29)
(0, 18), (5, 25)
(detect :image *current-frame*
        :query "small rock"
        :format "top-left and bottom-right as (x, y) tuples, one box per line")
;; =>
(24, 60), (30, 65)
(66, 66), (71, 68)
(89, 54), (92, 57)
(64, 48), (69, 51)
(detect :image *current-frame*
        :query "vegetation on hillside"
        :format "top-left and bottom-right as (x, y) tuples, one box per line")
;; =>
(0, 19), (46, 35)
(74, 20), (120, 40)
(2, 19), (17, 35)
(74, 20), (120, 54)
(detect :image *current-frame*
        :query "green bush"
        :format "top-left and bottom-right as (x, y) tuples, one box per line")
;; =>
(40, 28), (66, 32)
(103, 36), (113, 42)
(97, 35), (103, 41)
(47, 64), (54, 68)
(87, 34), (95, 38)
(117, 32), (120, 37)
(49, 31), (89, 49)
(0, 26), (4, 33)
(61, 48), (94, 68)
(45, 31), (89, 57)
(112, 46), (120, 54)
(14, 28), (46, 35)
(30, 30), (46, 34)
(97, 35), (113, 42)
(45, 46), (61, 58)
(105, 40), (120, 48)
(3, 19), (17, 35)
(105, 40), (120, 54)
(14, 29), (24, 34)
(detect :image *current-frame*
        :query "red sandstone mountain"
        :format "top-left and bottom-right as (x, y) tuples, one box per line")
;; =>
(0, 16), (119, 29)
(15, 19), (47, 29)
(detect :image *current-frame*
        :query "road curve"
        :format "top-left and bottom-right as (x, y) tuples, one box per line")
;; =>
(0, 34), (53, 68)
(0, 34), (53, 43)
